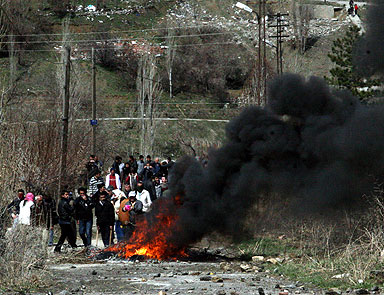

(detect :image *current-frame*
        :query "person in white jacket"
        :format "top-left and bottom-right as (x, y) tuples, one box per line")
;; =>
(136, 181), (152, 213)
(105, 168), (121, 190)
(18, 192), (35, 225)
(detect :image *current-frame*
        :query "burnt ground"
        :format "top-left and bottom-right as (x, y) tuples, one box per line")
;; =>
(31, 247), (323, 295)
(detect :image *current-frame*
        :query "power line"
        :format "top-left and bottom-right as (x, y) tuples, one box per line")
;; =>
(0, 41), (238, 52)
(2, 24), (221, 38)
(0, 32), (233, 45)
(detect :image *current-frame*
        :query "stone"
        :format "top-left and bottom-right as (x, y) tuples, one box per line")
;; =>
(217, 291), (226, 295)
(258, 288), (265, 295)
(325, 288), (342, 295)
(200, 276), (211, 281)
(91, 270), (97, 275)
(153, 273), (161, 278)
(355, 289), (369, 295)
(59, 291), (71, 295)
(266, 258), (278, 265)
(158, 292), (167, 295)
(252, 256), (265, 262)
(240, 264), (251, 272)
(211, 277), (224, 283)
(371, 286), (379, 292)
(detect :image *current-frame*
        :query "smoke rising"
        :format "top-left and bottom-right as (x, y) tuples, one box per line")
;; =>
(167, 73), (384, 247)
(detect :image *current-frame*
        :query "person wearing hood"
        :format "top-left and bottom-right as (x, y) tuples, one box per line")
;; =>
(18, 192), (35, 226)
(111, 189), (126, 242)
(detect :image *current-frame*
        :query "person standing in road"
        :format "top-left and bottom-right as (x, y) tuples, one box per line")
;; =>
(55, 191), (77, 253)
(136, 181), (152, 213)
(95, 191), (115, 247)
(74, 188), (94, 247)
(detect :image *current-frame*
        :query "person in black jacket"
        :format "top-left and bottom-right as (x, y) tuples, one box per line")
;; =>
(42, 194), (58, 246)
(74, 187), (94, 247)
(95, 191), (115, 247)
(7, 189), (25, 228)
(54, 190), (77, 253)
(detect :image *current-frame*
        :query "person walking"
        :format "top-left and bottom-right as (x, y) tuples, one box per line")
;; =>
(106, 167), (121, 190)
(42, 194), (58, 246)
(119, 191), (143, 241)
(89, 170), (103, 197)
(136, 181), (152, 213)
(74, 188), (94, 247)
(18, 192), (35, 226)
(54, 191), (78, 253)
(111, 189), (126, 242)
(95, 191), (115, 247)
(354, 3), (358, 16)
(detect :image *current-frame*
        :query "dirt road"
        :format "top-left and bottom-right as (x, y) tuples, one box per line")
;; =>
(36, 257), (321, 295)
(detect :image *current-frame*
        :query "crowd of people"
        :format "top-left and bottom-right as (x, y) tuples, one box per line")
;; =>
(6, 154), (175, 253)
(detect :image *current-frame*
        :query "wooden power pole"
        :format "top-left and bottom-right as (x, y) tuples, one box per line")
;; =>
(58, 46), (71, 195)
(269, 13), (289, 75)
(91, 47), (97, 155)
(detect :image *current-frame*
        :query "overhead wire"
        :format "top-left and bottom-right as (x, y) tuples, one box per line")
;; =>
(0, 32), (233, 44)
(0, 41), (238, 52)
(3, 24), (222, 38)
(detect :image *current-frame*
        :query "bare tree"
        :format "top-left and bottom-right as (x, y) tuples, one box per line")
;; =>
(165, 21), (177, 99)
(291, 0), (312, 54)
(136, 51), (162, 156)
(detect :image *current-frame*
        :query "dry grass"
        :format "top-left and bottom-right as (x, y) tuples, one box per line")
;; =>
(0, 225), (49, 291)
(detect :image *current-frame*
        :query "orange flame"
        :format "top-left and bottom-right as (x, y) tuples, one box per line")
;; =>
(108, 197), (187, 260)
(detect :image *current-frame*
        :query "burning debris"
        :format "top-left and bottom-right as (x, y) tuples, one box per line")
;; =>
(97, 2), (384, 262)
(107, 198), (187, 260)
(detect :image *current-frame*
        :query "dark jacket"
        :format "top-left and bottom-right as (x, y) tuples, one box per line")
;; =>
(7, 198), (22, 216)
(128, 199), (143, 225)
(58, 198), (74, 224)
(144, 179), (157, 202)
(43, 198), (58, 228)
(74, 196), (94, 221)
(95, 200), (115, 227)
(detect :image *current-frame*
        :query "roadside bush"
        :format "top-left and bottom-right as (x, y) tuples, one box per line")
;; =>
(0, 226), (48, 291)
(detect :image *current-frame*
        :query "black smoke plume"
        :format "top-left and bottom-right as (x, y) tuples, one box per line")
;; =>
(354, 0), (384, 75)
(167, 74), (384, 247)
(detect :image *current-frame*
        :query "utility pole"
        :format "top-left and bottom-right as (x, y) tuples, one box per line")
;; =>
(269, 13), (289, 75)
(250, 0), (267, 105)
(91, 47), (97, 155)
(58, 46), (71, 196)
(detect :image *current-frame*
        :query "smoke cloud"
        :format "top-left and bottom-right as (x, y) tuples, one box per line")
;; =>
(163, 3), (384, 248)
(167, 73), (384, 247)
